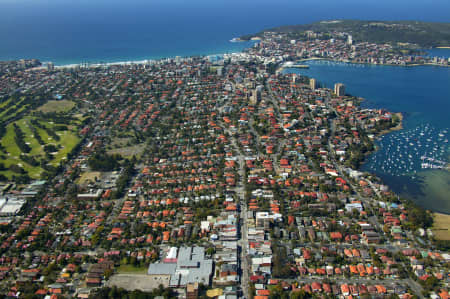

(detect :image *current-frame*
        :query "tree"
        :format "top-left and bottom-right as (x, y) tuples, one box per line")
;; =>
(421, 275), (439, 292)
(290, 290), (308, 299)
(206, 247), (215, 256)
(88, 150), (121, 171)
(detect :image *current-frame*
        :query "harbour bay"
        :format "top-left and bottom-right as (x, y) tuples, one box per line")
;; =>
(284, 54), (450, 213)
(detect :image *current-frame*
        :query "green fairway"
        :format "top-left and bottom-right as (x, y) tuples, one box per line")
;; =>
(0, 97), (27, 122)
(0, 98), (12, 111)
(17, 118), (44, 156)
(0, 96), (83, 180)
(50, 131), (80, 166)
(0, 115), (81, 180)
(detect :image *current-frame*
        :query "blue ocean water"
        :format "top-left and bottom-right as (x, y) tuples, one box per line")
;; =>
(1, 0), (450, 65)
(284, 53), (450, 212)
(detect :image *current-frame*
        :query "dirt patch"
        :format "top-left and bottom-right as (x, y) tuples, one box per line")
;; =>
(107, 274), (165, 292)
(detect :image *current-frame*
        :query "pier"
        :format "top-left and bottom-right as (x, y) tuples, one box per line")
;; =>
(281, 61), (310, 69)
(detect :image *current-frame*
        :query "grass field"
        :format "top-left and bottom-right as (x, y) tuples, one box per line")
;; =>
(432, 213), (450, 240)
(37, 100), (75, 113)
(78, 171), (102, 185)
(116, 264), (148, 274)
(108, 144), (144, 159)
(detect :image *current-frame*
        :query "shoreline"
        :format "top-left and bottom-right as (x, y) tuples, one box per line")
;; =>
(48, 45), (450, 70)
(19, 41), (450, 70)
(46, 40), (258, 68)
(51, 50), (246, 69)
(358, 112), (404, 167)
(377, 112), (404, 137)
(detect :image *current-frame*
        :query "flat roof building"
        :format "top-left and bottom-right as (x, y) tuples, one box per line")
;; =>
(334, 83), (345, 97)
(147, 246), (213, 289)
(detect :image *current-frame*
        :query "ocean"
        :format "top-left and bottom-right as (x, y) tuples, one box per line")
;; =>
(283, 52), (450, 213)
(1, 0), (450, 65)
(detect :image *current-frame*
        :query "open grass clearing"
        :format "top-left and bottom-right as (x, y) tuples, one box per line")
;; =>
(37, 100), (76, 113)
(107, 144), (144, 159)
(116, 264), (149, 274)
(77, 171), (102, 185)
(109, 137), (132, 148)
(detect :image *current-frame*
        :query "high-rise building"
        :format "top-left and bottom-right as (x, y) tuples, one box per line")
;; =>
(310, 78), (317, 90)
(250, 87), (262, 105)
(292, 74), (297, 83)
(347, 35), (353, 45)
(334, 83), (345, 96)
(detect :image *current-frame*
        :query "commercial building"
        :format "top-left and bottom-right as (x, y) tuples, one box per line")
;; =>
(334, 83), (345, 96)
(310, 78), (317, 90)
(0, 197), (26, 216)
(147, 246), (213, 288)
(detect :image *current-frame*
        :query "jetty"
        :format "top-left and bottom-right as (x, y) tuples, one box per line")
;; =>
(281, 61), (309, 69)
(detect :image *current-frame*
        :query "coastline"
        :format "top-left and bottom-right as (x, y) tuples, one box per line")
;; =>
(358, 112), (404, 167)
(43, 39), (258, 68)
(28, 41), (450, 70)
(52, 52), (239, 69)
(49, 45), (450, 70)
(377, 112), (404, 137)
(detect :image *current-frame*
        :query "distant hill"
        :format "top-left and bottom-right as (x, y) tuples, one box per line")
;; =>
(241, 20), (450, 47)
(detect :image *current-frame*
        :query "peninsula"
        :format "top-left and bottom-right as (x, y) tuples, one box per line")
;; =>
(239, 20), (450, 68)
(241, 20), (450, 48)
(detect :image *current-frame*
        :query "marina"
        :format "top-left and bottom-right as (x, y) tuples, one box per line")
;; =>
(284, 56), (450, 212)
(365, 124), (449, 176)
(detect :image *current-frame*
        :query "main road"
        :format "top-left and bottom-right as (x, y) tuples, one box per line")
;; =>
(221, 122), (250, 299)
